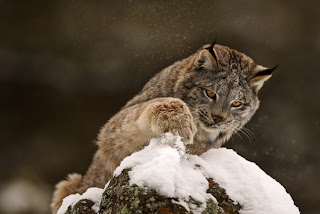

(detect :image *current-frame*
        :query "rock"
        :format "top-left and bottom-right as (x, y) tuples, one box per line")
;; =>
(65, 199), (95, 214)
(61, 134), (299, 214)
(65, 169), (240, 214)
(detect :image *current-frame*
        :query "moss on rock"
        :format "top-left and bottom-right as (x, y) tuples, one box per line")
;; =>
(206, 178), (241, 214)
(65, 199), (95, 214)
(99, 169), (188, 214)
(65, 169), (240, 214)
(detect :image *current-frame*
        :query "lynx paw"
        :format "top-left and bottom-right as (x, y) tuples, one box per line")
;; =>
(150, 99), (197, 144)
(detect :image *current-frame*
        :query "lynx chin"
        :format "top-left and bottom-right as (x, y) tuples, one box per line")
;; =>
(51, 43), (277, 213)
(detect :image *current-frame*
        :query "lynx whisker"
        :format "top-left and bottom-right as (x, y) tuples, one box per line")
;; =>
(230, 125), (253, 142)
(229, 125), (243, 140)
(241, 126), (256, 139)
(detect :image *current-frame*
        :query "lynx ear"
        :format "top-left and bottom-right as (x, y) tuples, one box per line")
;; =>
(249, 65), (278, 93)
(196, 43), (218, 71)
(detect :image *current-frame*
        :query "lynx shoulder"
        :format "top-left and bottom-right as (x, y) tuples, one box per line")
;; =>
(51, 43), (276, 213)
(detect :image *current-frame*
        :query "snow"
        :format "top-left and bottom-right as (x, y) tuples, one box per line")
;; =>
(57, 187), (104, 214)
(115, 133), (300, 214)
(201, 148), (300, 214)
(114, 133), (215, 213)
(58, 133), (300, 214)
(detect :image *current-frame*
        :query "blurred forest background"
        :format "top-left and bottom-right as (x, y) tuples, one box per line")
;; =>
(0, 0), (319, 213)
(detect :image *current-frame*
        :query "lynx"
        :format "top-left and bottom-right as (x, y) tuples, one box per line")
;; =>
(51, 43), (276, 213)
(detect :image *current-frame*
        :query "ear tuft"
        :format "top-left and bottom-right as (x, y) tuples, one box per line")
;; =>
(249, 64), (278, 93)
(196, 43), (218, 71)
(205, 41), (217, 60)
(254, 65), (278, 77)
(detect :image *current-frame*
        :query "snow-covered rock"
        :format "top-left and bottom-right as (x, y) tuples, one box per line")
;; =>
(58, 133), (300, 214)
(57, 187), (104, 214)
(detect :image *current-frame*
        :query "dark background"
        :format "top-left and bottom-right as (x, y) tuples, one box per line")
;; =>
(0, 0), (319, 213)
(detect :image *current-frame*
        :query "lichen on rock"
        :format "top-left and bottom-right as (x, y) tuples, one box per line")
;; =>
(99, 169), (189, 214)
(65, 199), (95, 214)
(65, 168), (240, 214)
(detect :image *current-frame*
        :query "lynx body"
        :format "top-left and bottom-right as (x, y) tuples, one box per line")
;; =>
(51, 43), (276, 213)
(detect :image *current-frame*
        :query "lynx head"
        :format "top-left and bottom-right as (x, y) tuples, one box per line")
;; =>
(176, 43), (277, 147)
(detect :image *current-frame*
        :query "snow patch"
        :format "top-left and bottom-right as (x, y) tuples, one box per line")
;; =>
(202, 148), (300, 214)
(114, 133), (214, 213)
(57, 187), (104, 214)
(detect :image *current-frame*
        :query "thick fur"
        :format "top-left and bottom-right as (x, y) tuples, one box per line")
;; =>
(51, 174), (83, 213)
(51, 44), (273, 213)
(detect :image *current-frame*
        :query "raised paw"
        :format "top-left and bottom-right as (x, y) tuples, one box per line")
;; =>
(149, 98), (197, 144)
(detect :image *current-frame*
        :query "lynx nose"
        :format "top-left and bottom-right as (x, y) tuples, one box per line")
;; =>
(212, 115), (225, 124)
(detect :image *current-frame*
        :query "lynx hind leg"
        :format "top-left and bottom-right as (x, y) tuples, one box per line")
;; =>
(51, 173), (83, 214)
(147, 98), (197, 144)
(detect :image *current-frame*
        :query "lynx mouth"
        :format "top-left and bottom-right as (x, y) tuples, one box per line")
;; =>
(199, 117), (228, 131)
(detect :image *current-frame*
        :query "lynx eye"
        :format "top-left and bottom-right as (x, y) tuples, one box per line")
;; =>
(205, 89), (216, 100)
(231, 101), (242, 107)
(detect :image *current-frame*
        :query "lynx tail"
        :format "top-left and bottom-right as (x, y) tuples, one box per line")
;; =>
(51, 173), (83, 214)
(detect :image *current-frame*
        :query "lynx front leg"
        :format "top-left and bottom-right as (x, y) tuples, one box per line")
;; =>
(89, 97), (197, 188)
(138, 98), (197, 144)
